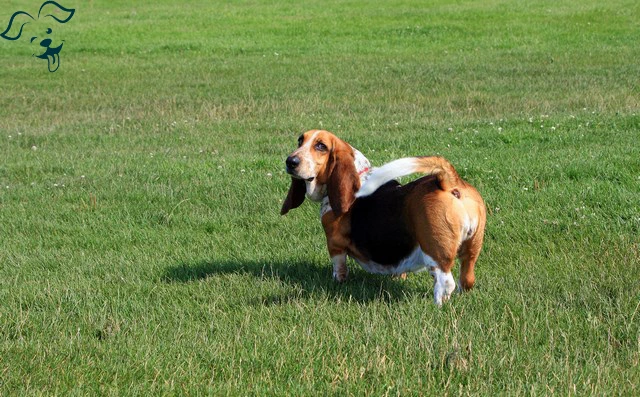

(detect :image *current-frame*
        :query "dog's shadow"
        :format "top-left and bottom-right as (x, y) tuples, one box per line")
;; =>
(163, 259), (419, 305)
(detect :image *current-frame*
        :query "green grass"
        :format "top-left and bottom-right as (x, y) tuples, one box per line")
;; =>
(1, 0), (639, 394)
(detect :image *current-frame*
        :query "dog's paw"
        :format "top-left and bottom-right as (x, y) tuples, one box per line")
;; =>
(433, 268), (455, 306)
(434, 290), (452, 306)
(331, 255), (348, 283)
(332, 268), (348, 283)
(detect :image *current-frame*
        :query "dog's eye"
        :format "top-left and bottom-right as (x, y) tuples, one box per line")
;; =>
(314, 142), (327, 152)
(297, 135), (304, 147)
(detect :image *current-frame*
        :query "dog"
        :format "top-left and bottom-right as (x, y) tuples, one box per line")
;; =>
(281, 130), (486, 305)
(1, 1), (75, 72)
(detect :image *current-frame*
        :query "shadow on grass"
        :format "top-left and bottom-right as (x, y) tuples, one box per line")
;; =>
(163, 259), (421, 304)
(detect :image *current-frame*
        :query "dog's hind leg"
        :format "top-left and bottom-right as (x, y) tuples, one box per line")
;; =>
(457, 217), (485, 292)
(430, 261), (456, 306)
(419, 248), (456, 305)
(458, 243), (479, 292)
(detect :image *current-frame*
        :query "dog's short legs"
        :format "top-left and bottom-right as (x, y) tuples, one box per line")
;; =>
(431, 266), (455, 306)
(422, 251), (455, 305)
(322, 212), (350, 283)
(458, 220), (485, 292)
(331, 253), (348, 282)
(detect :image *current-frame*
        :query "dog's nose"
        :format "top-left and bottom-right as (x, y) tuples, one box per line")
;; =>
(286, 156), (300, 169)
(40, 38), (52, 47)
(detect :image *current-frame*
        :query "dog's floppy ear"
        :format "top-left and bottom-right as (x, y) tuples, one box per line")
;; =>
(38, 1), (75, 24)
(1, 11), (34, 41)
(280, 178), (306, 215)
(326, 140), (359, 216)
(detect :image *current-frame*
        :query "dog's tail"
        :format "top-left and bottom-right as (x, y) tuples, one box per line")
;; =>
(356, 156), (460, 198)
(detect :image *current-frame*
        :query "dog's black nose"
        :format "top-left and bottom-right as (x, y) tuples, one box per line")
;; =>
(286, 156), (300, 169)
(40, 38), (52, 47)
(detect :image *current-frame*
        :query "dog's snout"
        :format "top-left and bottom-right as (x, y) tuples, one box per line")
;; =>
(286, 156), (300, 169)
(40, 38), (52, 47)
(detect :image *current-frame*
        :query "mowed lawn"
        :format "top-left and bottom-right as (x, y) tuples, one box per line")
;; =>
(1, 0), (639, 394)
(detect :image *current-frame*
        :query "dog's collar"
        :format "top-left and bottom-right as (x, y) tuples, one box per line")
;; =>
(353, 147), (372, 181)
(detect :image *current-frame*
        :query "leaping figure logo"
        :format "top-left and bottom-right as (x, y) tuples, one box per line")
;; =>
(1, 1), (75, 72)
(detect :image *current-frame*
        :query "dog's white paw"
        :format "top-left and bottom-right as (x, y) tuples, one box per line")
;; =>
(434, 289), (453, 306)
(433, 268), (455, 306)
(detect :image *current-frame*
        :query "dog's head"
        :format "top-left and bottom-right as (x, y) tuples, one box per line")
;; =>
(1, 1), (75, 72)
(281, 130), (360, 216)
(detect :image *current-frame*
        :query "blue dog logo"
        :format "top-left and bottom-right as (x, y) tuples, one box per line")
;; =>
(1, 1), (75, 72)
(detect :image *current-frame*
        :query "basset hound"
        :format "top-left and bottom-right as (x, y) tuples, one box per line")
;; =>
(281, 130), (486, 305)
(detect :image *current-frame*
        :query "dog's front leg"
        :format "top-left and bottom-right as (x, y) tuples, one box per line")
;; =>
(331, 253), (348, 282)
(322, 213), (351, 283)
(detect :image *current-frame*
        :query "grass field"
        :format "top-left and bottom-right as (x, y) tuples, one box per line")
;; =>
(1, 0), (639, 394)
